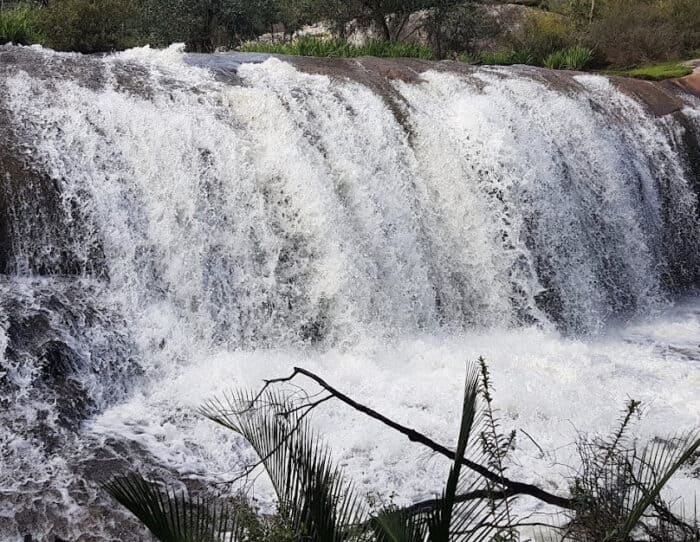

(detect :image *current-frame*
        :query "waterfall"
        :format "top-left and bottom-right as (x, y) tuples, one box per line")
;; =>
(0, 45), (698, 539)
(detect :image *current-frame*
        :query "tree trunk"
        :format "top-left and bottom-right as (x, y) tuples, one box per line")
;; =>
(374, 10), (392, 42)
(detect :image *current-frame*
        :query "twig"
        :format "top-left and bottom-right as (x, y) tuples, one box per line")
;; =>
(520, 428), (546, 457)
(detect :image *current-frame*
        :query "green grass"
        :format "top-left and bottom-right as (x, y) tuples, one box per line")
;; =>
(562, 46), (594, 70)
(603, 61), (693, 81)
(239, 36), (434, 60)
(479, 49), (533, 66)
(0, 6), (38, 45)
(543, 50), (566, 70)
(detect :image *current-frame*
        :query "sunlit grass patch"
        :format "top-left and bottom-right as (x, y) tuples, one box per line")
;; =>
(603, 61), (693, 81)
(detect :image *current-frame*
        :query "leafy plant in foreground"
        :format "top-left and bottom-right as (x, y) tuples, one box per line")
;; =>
(567, 400), (700, 541)
(106, 360), (700, 541)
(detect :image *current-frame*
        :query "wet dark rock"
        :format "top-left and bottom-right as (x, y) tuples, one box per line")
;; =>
(39, 341), (94, 429)
(40, 340), (81, 379)
(0, 97), (107, 277)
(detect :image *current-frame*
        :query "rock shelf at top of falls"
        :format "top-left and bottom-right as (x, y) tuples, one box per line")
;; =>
(0, 44), (698, 541)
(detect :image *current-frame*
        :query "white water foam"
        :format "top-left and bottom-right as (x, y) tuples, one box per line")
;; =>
(90, 301), (700, 523)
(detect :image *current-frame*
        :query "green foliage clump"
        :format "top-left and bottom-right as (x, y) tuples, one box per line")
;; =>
(139, 0), (280, 52)
(479, 49), (533, 66)
(240, 36), (434, 59)
(424, 2), (498, 59)
(562, 0), (700, 67)
(562, 45), (594, 70)
(544, 46), (594, 70)
(507, 10), (575, 66)
(544, 49), (567, 70)
(0, 5), (39, 45)
(36, 0), (140, 53)
(455, 52), (477, 64)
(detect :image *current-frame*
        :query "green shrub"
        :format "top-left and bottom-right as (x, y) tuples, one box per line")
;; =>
(456, 52), (477, 64)
(507, 10), (575, 65)
(563, 45), (594, 70)
(240, 36), (434, 59)
(139, 0), (280, 52)
(425, 2), (498, 58)
(544, 49), (566, 70)
(581, 0), (698, 67)
(588, 2), (678, 67)
(663, 0), (700, 55)
(544, 46), (595, 71)
(0, 5), (38, 45)
(36, 0), (141, 54)
(479, 49), (532, 66)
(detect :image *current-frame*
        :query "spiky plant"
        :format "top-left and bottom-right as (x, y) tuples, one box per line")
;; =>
(0, 6), (38, 45)
(106, 360), (699, 542)
(201, 388), (368, 542)
(544, 51), (567, 70)
(568, 400), (700, 541)
(108, 388), (368, 542)
(562, 46), (594, 71)
(105, 475), (255, 542)
(370, 362), (512, 542)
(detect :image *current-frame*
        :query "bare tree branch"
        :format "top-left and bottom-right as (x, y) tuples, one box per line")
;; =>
(254, 366), (576, 510)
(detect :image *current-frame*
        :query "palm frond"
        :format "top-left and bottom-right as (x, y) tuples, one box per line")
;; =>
(201, 388), (368, 542)
(428, 362), (481, 542)
(371, 507), (428, 542)
(448, 361), (515, 542)
(105, 473), (248, 542)
(616, 430), (700, 539)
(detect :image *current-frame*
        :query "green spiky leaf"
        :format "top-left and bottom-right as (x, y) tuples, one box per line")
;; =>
(105, 474), (248, 542)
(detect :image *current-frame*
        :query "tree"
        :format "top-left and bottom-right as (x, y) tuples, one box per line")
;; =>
(141, 0), (279, 51)
(295, 0), (464, 43)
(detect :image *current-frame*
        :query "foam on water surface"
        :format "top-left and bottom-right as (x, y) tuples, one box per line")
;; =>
(90, 303), (700, 518)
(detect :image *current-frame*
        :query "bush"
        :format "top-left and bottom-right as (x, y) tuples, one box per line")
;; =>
(240, 36), (434, 59)
(544, 49), (566, 70)
(36, 0), (140, 54)
(576, 0), (700, 67)
(424, 2), (498, 58)
(139, 0), (280, 52)
(663, 0), (700, 54)
(479, 49), (533, 66)
(587, 1), (680, 67)
(0, 5), (38, 45)
(507, 10), (575, 65)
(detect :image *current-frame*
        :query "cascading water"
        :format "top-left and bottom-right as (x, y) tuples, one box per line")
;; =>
(0, 44), (698, 540)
